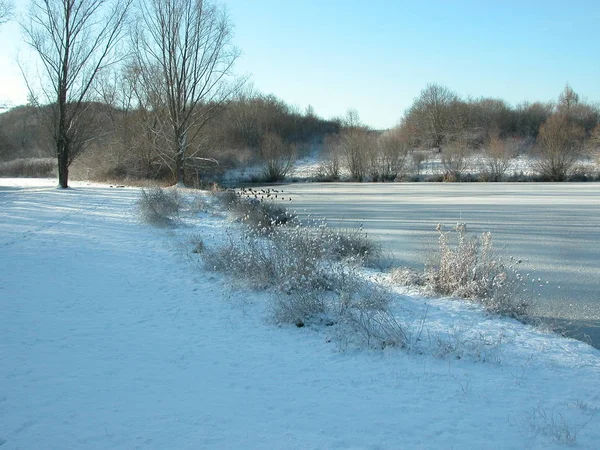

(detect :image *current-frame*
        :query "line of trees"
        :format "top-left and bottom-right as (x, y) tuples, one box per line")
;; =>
(0, 87), (340, 183)
(10, 0), (341, 187)
(401, 83), (599, 151)
(316, 84), (599, 182)
(19, 0), (248, 188)
(2, 1), (599, 185)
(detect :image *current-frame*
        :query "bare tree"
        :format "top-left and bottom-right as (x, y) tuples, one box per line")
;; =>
(557, 83), (579, 113)
(260, 132), (294, 182)
(515, 101), (554, 139)
(441, 139), (470, 181)
(338, 109), (371, 181)
(481, 129), (517, 181)
(373, 127), (410, 181)
(410, 150), (429, 176)
(22, 0), (132, 188)
(0, 0), (13, 25)
(318, 133), (341, 180)
(404, 83), (460, 150)
(535, 114), (585, 181)
(134, 0), (243, 186)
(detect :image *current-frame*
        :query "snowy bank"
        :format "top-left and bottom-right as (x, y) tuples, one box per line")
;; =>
(1, 179), (598, 449)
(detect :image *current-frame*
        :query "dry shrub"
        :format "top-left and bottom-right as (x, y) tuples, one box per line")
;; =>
(390, 267), (426, 286)
(339, 126), (372, 181)
(481, 133), (518, 181)
(534, 114), (585, 181)
(318, 133), (342, 181)
(0, 158), (56, 177)
(260, 132), (295, 182)
(137, 187), (183, 227)
(427, 223), (530, 318)
(202, 199), (405, 348)
(369, 128), (410, 181)
(214, 188), (294, 233)
(441, 142), (471, 181)
(411, 151), (429, 176)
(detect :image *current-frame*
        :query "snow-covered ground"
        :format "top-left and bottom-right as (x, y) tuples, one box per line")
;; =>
(1, 178), (599, 449)
(223, 152), (600, 183)
(278, 182), (600, 348)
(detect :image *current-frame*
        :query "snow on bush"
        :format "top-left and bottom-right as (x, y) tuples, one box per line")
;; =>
(426, 223), (530, 318)
(216, 187), (294, 232)
(202, 195), (404, 348)
(137, 187), (183, 227)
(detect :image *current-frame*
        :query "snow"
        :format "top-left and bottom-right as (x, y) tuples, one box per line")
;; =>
(279, 181), (600, 349)
(221, 151), (599, 185)
(1, 178), (599, 449)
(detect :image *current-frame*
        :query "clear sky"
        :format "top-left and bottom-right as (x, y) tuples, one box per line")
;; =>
(1, 0), (599, 129)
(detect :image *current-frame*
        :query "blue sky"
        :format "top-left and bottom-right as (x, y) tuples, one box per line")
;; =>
(1, 0), (599, 129)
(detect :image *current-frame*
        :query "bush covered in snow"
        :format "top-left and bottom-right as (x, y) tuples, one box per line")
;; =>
(215, 188), (294, 232)
(426, 223), (530, 318)
(137, 187), (183, 227)
(202, 196), (404, 348)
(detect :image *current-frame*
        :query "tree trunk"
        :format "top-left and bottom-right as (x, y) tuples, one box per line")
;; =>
(57, 138), (69, 189)
(175, 130), (186, 186)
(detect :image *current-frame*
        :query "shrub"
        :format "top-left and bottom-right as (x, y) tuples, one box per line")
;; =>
(426, 223), (530, 318)
(481, 133), (518, 181)
(373, 128), (410, 181)
(441, 142), (471, 181)
(214, 188), (295, 233)
(390, 267), (426, 286)
(411, 151), (429, 176)
(338, 112), (372, 181)
(272, 219), (382, 266)
(318, 133), (342, 181)
(534, 114), (586, 181)
(325, 223), (382, 264)
(213, 189), (239, 208)
(202, 198), (405, 348)
(271, 290), (327, 327)
(0, 157), (56, 178)
(260, 132), (295, 182)
(137, 187), (182, 227)
(234, 199), (293, 232)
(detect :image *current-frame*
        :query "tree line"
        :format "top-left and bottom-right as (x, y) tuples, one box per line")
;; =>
(0, 1), (598, 185)
(318, 84), (599, 182)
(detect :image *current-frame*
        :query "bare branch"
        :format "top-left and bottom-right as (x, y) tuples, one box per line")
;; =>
(134, 0), (243, 185)
(0, 0), (13, 25)
(21, 0), (132, 187)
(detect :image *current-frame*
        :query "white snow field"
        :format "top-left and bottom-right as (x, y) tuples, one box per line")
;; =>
(1, 178), (599, 450)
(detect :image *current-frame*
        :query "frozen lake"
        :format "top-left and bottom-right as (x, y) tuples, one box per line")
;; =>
(278, 182), (600, 348)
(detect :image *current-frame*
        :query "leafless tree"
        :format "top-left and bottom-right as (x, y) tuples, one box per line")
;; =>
(319, 133), (341, 180)
(260, 132), (294, 181)
(134, 0), (243, 186)
(372, 127), (410, 181)
(441, 139), (471, 181)
(22, 0), (132, 188)
(481, 129), (517, 181)
(410, 150), (429, 176)
(404, 83), (461, 150)
(557, 83), (579, 113)
(338, 109), (371, 181)
(0, 0), (13, 25)
(515, 101), (554, 139)
(535, 114), (585, 181)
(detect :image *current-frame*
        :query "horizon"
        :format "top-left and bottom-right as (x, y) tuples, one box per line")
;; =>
(1, 0), (599, 129)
